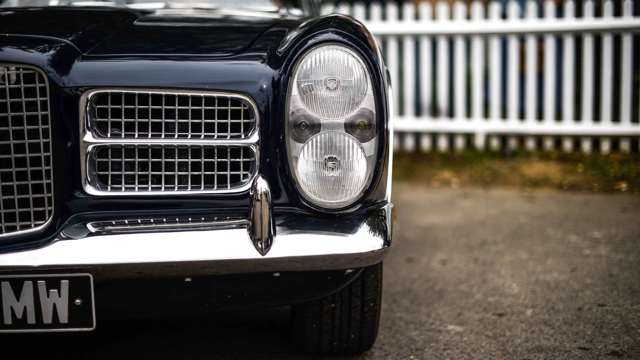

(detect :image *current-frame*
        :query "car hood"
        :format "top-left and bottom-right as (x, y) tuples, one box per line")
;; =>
(0, 7), (297, 56)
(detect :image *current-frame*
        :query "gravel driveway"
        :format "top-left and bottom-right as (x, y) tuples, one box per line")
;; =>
(6, 184), (640, 359)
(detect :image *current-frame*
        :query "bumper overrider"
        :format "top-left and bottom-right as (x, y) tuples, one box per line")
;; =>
(0, 176), (392, 279)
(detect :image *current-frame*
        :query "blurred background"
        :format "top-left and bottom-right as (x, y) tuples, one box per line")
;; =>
(325, 0), (640, 194)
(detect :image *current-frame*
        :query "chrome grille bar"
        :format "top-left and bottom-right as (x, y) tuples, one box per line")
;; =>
(80, 89), (259, 196)
(86, 215), (247, 235)
(0, 64), (54, 237)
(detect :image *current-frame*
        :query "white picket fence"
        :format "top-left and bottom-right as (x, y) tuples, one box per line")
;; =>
(323, 0), (640, 153)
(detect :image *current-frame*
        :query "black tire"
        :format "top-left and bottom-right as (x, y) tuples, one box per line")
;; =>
(291, 262), (383, 356)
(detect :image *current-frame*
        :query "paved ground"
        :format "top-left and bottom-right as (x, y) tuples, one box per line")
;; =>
(7, 184), (640, 359)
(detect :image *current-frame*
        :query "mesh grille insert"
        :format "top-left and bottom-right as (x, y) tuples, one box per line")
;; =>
(0, 64), (54, 236)
(88, 144), (256, 193)
(87, 91), (257, 140)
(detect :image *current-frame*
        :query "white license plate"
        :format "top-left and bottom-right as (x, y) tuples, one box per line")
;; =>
(0, 274), (95, 333)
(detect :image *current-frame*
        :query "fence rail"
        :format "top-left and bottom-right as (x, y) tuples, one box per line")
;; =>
(323, 0), (640, 153)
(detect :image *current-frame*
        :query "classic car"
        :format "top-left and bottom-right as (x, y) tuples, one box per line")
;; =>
(0, 0), (392, 355)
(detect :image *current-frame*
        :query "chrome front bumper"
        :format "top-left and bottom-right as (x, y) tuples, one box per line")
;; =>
(0, 177), (392, 278)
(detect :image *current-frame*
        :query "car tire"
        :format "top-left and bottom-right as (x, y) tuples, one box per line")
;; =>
(291, 262), (383, 356)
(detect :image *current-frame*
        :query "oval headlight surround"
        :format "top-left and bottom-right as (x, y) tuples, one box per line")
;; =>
(286, 43), (378, 210)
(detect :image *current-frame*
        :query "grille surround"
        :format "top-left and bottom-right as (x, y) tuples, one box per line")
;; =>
(0, 63), (54, 238)
(80, 89), (259, 196)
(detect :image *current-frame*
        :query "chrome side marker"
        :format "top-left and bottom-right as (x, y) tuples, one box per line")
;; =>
(248, 175), (274, 256)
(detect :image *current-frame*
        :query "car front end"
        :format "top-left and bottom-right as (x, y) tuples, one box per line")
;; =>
(0, 2), (392, 354)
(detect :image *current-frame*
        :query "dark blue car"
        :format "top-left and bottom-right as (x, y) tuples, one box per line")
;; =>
(0, 0), (393, 355)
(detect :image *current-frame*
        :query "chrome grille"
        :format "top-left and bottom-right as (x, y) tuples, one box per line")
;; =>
(81, 89), (259, 196)
(87, 144), (256, 193)
(86, 90), (257, 140)
(0, 64), (54, 236)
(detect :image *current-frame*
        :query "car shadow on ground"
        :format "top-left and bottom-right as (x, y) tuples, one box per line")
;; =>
(5, 307), (361, 360)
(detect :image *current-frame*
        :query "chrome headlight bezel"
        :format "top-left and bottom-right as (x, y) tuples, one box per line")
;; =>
(285, 43), (379, 211)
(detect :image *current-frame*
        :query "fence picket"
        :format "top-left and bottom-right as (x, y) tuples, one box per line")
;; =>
(562, 0), (576, 152)
(436, 1), (450, 151)
(620, 0), (633, 152)
(437, 133), (449, 152)
(506, 1), (520, 151)
(543, 0), (556, 151)
(436, 1), (449, 117)
(369, 2), (383, 55)
(386, 2), (400, 119)
(418, 3), (433, 152)
(336, 2), (350, 16)
(488, 2), (501, 153)
(453, 1), (466, 152)
(453, 1), (467, 120)
(454, 134), (466, 152)
(600, 0), (614, 154)
(353, 2), (365, 20)
(421, 134), (433, 152)
(382, 3), (401, 151)
(402, 3), (417, 151)
(470, 0), (485, 150)
(320, 3), (333, 15)
(580, 0), (595, 154)
(489, 1), (501, 124)
(370, 2), (382, 22)
(525, 0), (538, 151)
(489, 135), (500, 151)
(507, 1), (519, 121)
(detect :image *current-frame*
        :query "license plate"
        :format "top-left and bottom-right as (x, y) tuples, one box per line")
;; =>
(0, 274), (95, 333)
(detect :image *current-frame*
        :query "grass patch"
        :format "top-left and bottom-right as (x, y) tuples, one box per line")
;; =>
(393, 151), (640, 193)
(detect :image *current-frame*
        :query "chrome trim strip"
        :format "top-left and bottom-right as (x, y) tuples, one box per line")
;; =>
(79, 88), (260, 196)
(0, 273), (95, 333)
(86, 217), (248, 235)
(0, 63), (55, 239)
(82, 133), (259, 146)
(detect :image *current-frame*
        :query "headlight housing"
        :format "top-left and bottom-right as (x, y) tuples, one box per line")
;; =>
(286, 44), (378, 209)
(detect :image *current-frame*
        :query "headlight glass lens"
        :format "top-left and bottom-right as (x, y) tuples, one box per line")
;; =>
(297, 132), (368, 207)
(287, 44), (377, 209)
(296, 45), (369, 120)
